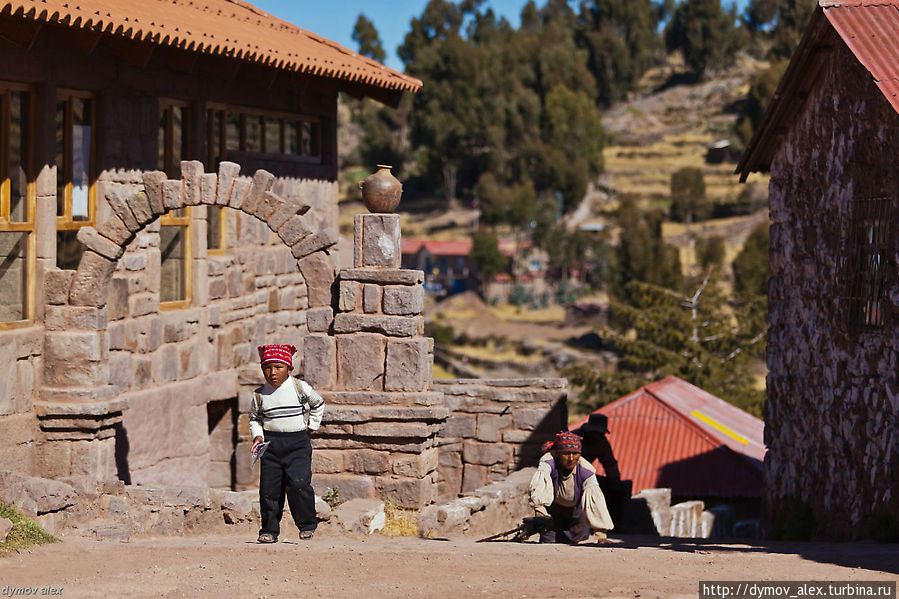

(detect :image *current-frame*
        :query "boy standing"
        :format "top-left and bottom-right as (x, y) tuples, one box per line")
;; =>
(250, 344), (325, 542)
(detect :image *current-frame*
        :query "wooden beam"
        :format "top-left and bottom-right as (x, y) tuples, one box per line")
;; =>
(195, 53), (241, 83)
(240, 61), (279, 90)
(49, 25), (102, 56)
(0, 16), (40, 50)
(156, 44), (199, 75)
(103, 35), (155, 69)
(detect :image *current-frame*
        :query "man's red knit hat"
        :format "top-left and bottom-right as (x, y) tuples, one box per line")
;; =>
(258, 344), (296, 368)
(553, 431), (582, 453)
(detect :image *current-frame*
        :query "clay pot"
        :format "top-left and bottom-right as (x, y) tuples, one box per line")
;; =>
(360, 165), (402, 213)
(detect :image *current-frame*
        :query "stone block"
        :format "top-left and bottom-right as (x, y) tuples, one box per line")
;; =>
(356, 213), (401, 268)
(200, 173), (217, 207)
(268, 195), (311, 232)
(127, 191), (154, 225)
(385, 338), (432, 392)
(306, 306), (333, 333)
(162, 179), (182, 211)
(69, 251), (117, 307)
(107, 278), (129, 321)
(125, 486), (164, 506)
(462, 440), (512, 466)
(226, 178), (250, 210)
(277, 214), (313, 247)
(312, 449), (345, 474)
(336, 333), (385, 391)
(331, 498), (385, 534)
(298, 252), (335, 308)
(180, 160), (204, 206)
(303, 334), (335, 389)
(70, 438), (115, 479)
(44, 305), (108, 331)
(254, 190), (282, 221)
(392, 448), (439, 477)
(0, 517), (13, 542)
(354, 421), (435, 438)
(44, 330), (104, 363)
(290, 229), (339, 260)
(340, 268), (424, 285)
(363, 284), (380, 313)
(347, 450), (390, 474)
(383, 285), (424, 315)
(97, 214), (133, 246)
(216, 161), (241, 205)
(338, 281), (362, 312)
(77, 226), (123, 261)
(310, 475), (373, 500)
(333, 314), (423, 337)
(44, 269), (74, 305)
(164, 486), (208, 508)
(461, 464), (489, 493)
(443, 415), (476, 438)
(142, 171), (167, 214)
(378, 477), (434, 509)
(476, 414), (512, 443)
(239, 169), (275, 214)
(105, 187), (139, 231)
(512, 408), (552, 431)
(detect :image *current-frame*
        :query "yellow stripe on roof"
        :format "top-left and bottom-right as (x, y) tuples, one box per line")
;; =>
(690, 410), (749, 444)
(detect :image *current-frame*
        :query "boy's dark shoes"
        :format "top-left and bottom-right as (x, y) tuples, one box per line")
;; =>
(299, 530), (314, 540)
(257, 532), (278, 543)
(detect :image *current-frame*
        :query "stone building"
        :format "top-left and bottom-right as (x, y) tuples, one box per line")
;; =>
(737, 0), (898, 538)
(0, 0), (567, 510)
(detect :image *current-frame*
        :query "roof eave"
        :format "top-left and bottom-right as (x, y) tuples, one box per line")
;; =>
(736, 4), (831, 182)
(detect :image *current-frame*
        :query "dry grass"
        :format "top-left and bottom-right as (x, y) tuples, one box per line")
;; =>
(0, 501), (58, 558)
(452, 342), (543, 364)
(489, 304), (566, 324)
(380, 502), (420, 537)
(432, 363), (456, 379)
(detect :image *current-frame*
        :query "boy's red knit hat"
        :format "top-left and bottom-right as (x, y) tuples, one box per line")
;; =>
(258, 344), (296, 368)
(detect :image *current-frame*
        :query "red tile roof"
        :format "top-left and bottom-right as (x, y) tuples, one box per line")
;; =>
(570, 376), (766, 497)
(737, 0), (899, 180)
(1, 0), (421, 93)
(402, 239), (473, 257)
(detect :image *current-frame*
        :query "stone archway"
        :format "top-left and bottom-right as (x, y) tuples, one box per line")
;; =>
(36, 161), (339, 480)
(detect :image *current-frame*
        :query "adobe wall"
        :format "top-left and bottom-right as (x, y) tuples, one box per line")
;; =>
(766, 41), (899, 538)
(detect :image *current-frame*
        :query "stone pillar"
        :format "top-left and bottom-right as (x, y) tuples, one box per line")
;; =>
(303, 212), (447, 509)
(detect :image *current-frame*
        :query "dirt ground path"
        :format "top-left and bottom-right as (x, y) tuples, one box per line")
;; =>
(2, 533), (896, 599)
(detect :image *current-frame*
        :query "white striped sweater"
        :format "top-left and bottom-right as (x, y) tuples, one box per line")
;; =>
(249, 376), (324, 440)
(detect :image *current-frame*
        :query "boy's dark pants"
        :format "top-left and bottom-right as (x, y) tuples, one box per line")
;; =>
(539, 502), (591, 544)
(259, 430), (316, 537)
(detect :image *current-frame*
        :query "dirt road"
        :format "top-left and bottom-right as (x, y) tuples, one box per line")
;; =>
(2, 532), (896, 599)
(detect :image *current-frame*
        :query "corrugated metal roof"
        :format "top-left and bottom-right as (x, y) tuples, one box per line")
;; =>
(737, 0), (899, 180)
(402, 239), (473, 257)
(823, 0), (899, 112)
(570, 376), (765, 497)
(0, 0), (421, 93)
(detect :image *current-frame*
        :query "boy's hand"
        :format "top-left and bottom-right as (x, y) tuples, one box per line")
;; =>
(251, 437), (264, 457)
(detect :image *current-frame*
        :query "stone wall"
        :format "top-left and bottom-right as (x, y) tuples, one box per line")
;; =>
(766, 40), (899, 538)
(430, 378), (567, 498)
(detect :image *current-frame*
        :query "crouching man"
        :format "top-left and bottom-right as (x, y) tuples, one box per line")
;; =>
(528, 431), (614, 544)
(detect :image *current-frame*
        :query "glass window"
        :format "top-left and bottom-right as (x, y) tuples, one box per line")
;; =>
(264, 117), (281, 154)
(160, 208), (190, 307)
(225, 111), (240, 152)
(285, 120), (299, 155)
(207, 108), (224, 168)
(843, 196), (894, 329)
(213, 105), (322, 162)
(56, 90), (94, 270)
(244, 114), (261, 153)
(158, 100), (189, 179)
(1, 84), (34, 325)
(207, 205), (225, 252)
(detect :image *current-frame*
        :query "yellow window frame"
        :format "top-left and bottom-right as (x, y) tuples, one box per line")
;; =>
(159, 208), (192, 311)
(56, 89), (96, 231)
(0, 82), (36, 329)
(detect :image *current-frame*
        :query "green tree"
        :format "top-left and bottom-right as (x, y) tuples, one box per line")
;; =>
(733, 222), (769, 297)
(577, 0), (660, 105)
(669, 167), (711, 224)
(696, 235), (726, 268)
(665, 0), (740, 77)
(734, 59), (788, 146)
(352, 14), (386, 63)
(471, 230), (507, 279)
(612, 195), (683, 300)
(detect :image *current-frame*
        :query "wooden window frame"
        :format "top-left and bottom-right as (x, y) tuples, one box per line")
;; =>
(56, 89), (96, 232)
(206, 204), (227, 255)
(206, 103), (323, 164)
(158, 98), (191, 178)
(0, 82), (36, 328)
(159, 208), (192, 311)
